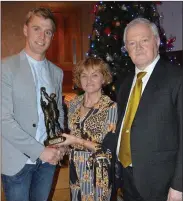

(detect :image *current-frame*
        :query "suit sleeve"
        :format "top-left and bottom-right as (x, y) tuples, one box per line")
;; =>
(102, 102), (118, 152)
(1, 59), (44, 162)
(171, 74), (183, 192)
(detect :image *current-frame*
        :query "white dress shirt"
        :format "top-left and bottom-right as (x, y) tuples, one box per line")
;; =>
(116, 55), (160, 166)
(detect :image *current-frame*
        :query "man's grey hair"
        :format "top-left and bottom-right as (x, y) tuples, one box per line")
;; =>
(123, 18), (160, 44)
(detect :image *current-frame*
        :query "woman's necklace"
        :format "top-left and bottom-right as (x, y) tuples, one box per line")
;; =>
(80, 97), (100, 124)
(80, 105), (94, 127)
(82, 96), (101, 109)
(82, 103), (93, 109)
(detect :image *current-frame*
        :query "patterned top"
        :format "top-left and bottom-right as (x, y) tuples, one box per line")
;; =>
(68, 94), (117, 151)
(68, 94), (118, 201)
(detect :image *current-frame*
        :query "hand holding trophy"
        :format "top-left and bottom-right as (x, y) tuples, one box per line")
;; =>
(40, 87), (65, 147)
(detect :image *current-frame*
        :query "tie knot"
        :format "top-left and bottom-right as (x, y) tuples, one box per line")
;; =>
(137, 72), (147, 80)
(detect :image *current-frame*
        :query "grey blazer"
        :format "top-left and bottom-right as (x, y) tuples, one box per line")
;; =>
(2, 50), (64, 175)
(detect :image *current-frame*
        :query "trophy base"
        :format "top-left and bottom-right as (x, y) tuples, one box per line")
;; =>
(44, 135), (65, 147)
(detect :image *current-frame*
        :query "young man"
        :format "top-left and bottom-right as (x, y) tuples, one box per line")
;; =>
(2, 8), (65, 201)
(116, 18), (182, 201)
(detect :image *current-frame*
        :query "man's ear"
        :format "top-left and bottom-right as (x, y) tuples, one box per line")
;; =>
(156, 37), (160, 48)
(23, 24), (28, 37)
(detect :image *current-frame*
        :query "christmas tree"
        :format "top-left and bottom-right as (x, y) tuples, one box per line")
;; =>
(87, 1), (175, 101)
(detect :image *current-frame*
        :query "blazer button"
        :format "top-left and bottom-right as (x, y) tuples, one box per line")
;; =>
(32, 123), (36, 127)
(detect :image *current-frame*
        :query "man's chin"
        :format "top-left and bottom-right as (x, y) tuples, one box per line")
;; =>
(35, 49), (47, 56)
(135, 61), (149, 69)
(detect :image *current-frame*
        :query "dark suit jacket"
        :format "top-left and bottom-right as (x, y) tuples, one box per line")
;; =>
(115, 59), (183, 201)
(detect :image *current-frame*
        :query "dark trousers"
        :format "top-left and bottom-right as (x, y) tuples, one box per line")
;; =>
(122, 166), (144, 201)
(1, 159), (56, 201)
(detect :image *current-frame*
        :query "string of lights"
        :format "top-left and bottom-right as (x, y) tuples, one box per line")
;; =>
(86, 1), (180, 100)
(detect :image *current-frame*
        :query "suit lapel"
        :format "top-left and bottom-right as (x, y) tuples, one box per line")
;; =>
(136, 59), (166, 118)
(19, 51), (37, 114)
(46, 61), (56, 94)
(116, 72), (135, 135)
(116, 59), (165, 136)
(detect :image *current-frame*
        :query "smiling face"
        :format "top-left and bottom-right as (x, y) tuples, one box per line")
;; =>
(23, 15), (54, 60)
(80, 67), (105, 94)
(125, 23), (160, 70)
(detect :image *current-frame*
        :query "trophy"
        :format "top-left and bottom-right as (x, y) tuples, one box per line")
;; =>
(40, 87), (65, 147)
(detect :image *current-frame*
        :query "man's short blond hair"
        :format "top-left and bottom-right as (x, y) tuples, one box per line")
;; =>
(25, 7), (56, 32)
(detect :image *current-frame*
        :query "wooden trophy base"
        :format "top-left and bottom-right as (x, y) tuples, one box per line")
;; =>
(44, 135), (65, 147)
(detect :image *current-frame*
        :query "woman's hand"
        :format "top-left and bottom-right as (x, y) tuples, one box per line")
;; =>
(58, 133), (81, 146)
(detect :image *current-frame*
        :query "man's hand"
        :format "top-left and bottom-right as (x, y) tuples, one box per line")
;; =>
(167, 187), (182, 201)
(56, 145), (66, 160)
(39, 147), (61, 165)
(49, 144), (67, 160)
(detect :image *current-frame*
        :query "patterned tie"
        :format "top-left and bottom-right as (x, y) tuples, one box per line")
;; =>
(119, 72), (147, 168)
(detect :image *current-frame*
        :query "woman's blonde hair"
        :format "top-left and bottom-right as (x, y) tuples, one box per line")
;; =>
(73, 57), (112, 88)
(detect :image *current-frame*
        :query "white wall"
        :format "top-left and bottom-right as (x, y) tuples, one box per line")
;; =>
(157, 1), (183, 51)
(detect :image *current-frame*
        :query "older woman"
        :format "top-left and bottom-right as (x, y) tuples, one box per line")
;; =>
(61, 57), (117, 201)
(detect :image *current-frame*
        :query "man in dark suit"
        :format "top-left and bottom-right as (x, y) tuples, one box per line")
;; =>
(116, 18), (182, 201)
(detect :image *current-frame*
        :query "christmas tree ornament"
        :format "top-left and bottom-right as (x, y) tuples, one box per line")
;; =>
(133, 3), (138, 8)
(154, 1), (162, 5)
(140, 6), (145, 12)
(121, 46), (126, 53)
(93, 4), (98, 14)
(95, 29), (100, 36)
(116, 21), (121, 26)
(88, 1), (177, 101)
(98, 5), (103, 11)
(121, 4), (127, 11)
(104, 27), (111, 35)
(113, 16), (119, 21)
(112, 85), (115, 91)
(113, 34), (119, 40)
(166, 36), (176, 51)
(106, 53), (113, 62)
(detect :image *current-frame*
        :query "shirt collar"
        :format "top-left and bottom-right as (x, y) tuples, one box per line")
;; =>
(24, 50), (47, 65)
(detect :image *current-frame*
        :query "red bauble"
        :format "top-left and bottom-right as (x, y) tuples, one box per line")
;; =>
(104, 27), (111, 35)
(166, 36), (176, 50)
(154, 1), (162, 5)
(114, 34), (119, 40)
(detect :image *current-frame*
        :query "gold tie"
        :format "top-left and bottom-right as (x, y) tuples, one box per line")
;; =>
(119, 72), (147, 168)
